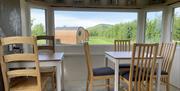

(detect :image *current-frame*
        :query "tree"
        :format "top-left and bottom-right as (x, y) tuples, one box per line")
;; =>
(145, 18), (161, 43)
(31, 23), (46, 36)
(173, 16), (180, 41)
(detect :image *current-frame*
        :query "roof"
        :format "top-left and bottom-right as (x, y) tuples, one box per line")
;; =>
(55, 27), (84, 31)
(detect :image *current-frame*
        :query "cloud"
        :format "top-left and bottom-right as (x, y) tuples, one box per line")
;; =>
(31, 10), (137, 28)
(55, 14), (135, 28)
(31, 10), (46, 26)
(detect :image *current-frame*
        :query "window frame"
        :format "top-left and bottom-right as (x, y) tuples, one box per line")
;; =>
(172, 7), (180, 45)
(29, 5), (48, 36)
(144, 10), (163, 43)
(53, 8), (139, 45)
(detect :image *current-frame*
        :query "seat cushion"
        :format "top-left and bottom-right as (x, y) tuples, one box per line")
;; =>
(121, 71), (144, 81)
(119, 64), (131, 68)
(10, 76), (48, 91)
(155, 70), (168, 75)
(93, 67), (115, 76)
(121, 70), (168, 81)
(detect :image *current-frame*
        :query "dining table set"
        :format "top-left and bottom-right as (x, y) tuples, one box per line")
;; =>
(0, 36), (177, 91)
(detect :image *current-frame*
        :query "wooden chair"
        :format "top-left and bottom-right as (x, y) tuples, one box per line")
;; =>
(36, 35), (55, 52)
(114, 40), (131, 69)
(0, 36), (48, 91)
(114, 40), (131, 51)
(36, 35), (56, 90)
(156, 42), (177, 91)
(120, 43), (159, 91)
(84, 42), (114, 91)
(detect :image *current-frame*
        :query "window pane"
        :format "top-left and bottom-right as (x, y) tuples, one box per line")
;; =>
(173, 7), (180, 45)
(30, 8), (46, 44)
(54, 11), (137, 45)
(145, 11), (162, 43)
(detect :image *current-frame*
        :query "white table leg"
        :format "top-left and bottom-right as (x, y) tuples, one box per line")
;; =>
(114, 60), (119, 91)
(56, 62), (61, 91)
(156, 60), (162, 91)
(61, 60), (64, 91)
(105, 57), (108, 67)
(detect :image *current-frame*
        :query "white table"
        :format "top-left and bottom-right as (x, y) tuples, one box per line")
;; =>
(9, 52), (64, 91)
(105, 51), (163, 91)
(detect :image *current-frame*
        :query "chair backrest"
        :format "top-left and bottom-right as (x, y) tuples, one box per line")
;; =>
(158, 42), (177, 74)
(0, 36), (42, 91)
(114, 40), (131, 51)
(36, 35), (55, 52)
(83, 42), (93, 77)
(129, 43), (158, 91)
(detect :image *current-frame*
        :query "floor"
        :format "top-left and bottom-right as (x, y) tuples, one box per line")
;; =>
(46, 79), (180, 91)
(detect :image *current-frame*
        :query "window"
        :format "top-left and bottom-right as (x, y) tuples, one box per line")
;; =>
(54, 11), (137, 45)
(173, 7), (180, 45)
(30, 8), (46, 44)
(145, 11), (162, 43)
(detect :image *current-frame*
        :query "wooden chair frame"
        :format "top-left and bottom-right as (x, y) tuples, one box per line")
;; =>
(0, 36), (44, 91)
(114, 40), (131, 51)
(156, 42), (177, 91)
(120, 43), (159, 91)
(84, 42), (114, 91)
(36, 35), (56, 90)
(36, 35), (55, 52)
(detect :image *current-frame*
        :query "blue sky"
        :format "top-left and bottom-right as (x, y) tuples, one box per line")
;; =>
(30, 8), (46, 28)
(31, 7), (180, 28)
(54, 11), (137, 28)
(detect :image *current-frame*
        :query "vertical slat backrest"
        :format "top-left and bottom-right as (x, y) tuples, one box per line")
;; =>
(129, 43), (158, 91)
(36, 35), (55, 52)
(83, 42), (93, 77)
(114, 40), (131, 51)
(158, 42), (177, 73)
(0, 36), (42, 91)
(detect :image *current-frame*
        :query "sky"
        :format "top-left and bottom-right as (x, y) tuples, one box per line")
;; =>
(54, 11), (137, 28)
(30, 7), (180, 29)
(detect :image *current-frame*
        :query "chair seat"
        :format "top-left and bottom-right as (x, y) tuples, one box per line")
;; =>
(40, 67), (56, 73)
(155, 70), (168, 75)
(119, 64), (131, 68)
(93, 67), (115, 76)
(93, 67), (130, 76)
(121, 71), (135, 81)
(120, 70), (168, 81)
(10, 76), (48, 91)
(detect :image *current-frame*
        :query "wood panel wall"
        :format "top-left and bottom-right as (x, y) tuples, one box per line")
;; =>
(0, 0), (21, 90)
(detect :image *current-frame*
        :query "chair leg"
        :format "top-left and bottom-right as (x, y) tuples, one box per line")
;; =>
(106, 79), (110, 91)
(128, 83), (132, 91)
(166, 77), (170, 91)
(147, 83), (150, 91)
(89, 80), (93, 91)
(52, 74), (55, 91)
(86, 77), (90, 91)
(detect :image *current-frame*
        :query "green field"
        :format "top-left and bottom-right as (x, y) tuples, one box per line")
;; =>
(88, 37), (114, 45)
(37, 40), (46, 45)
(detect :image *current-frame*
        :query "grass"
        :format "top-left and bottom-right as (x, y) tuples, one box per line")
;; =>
(88, 37), (114, 45)
(37, 40), (46, 45)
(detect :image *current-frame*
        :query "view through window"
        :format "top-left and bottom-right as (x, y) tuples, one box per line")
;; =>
(54, 11), (137, 45)
(30, 8), (46, 44)
(145, 11), (162, 43)
(173, 7), (180, 45)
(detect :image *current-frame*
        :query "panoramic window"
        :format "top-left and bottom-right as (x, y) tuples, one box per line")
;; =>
(30, 8), (47, 44)
(145, 11), (162, 43)
(54, 11), (137, 45)
(173, 7), (180, 45)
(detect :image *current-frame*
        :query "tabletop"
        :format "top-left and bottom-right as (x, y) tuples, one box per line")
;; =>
(105, 51), (163, 59)
(38, 52), (64, 62)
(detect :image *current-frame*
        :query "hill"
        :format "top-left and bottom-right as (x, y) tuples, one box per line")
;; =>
(86, 24), (113, 31)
